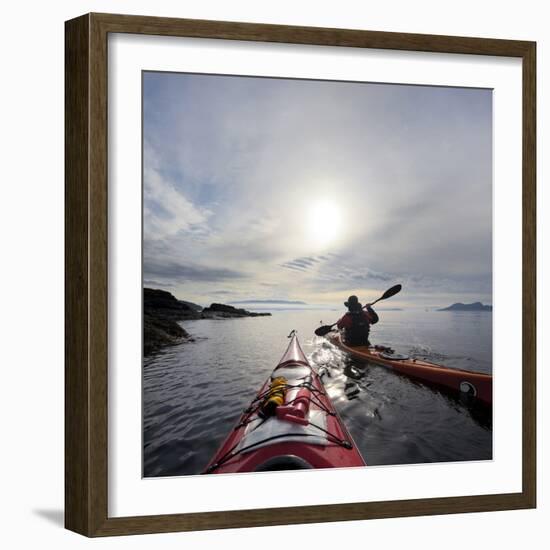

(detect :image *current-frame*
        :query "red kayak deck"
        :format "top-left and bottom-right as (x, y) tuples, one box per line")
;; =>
(204, 334), (366, 474)
(328, 332), (492, 406)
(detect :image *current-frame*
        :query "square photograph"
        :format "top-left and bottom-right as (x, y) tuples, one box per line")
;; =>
(142, 71), (493, 477)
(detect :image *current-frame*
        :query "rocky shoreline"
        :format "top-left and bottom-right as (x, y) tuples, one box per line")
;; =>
(143, 312), (192, 356)
(202, 303), (271, 319)
(144, 288), (271, 355)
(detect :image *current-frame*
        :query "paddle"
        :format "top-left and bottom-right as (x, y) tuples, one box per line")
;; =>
(314, 284), (402, 337)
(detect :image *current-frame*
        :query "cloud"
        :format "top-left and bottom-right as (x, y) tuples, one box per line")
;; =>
(348, 269), (394, 283)
(143, 143), (211, 242)
(229, 299), (307, 305)
(280, 255), (327, 272)
(281, 262), (308, 272)
(144, 258), (247, 283)
(143, 279), (174, 288)
(142, 72), (492, 305)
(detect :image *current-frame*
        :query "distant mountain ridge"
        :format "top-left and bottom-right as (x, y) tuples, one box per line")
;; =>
(228, 299), (307, 305)
(438, 302), (492, 312)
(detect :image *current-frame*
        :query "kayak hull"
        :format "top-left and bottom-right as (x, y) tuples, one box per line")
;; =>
(328, 332), (492, 406)
(204, 334), (366, 474)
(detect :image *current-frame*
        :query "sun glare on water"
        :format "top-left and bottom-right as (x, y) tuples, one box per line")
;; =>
(306, 199), (343, 248)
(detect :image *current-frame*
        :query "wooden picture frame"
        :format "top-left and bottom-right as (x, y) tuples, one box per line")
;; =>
(65, 12), (536, 537)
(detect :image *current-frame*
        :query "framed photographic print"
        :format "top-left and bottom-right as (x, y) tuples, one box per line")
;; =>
(65, 13), (536, 537)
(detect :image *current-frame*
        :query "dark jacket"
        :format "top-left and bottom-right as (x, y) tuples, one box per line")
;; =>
(337, 306), (379, 346)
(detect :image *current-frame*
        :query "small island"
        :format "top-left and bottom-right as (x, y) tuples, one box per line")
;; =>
(438, 301), (492, 312)
(144, 288), (271, 355)
(202, 303), (272, 319)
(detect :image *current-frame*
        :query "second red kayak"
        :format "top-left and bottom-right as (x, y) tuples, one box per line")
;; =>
(204, 332), (366, 474)
(327, 331), (492, 406)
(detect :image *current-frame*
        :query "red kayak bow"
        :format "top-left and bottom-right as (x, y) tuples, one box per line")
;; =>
(204, 332), (366, 474)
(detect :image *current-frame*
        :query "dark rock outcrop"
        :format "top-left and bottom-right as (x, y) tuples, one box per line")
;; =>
(438, 302), (492, 312)
(202, 303), (271, 318)
(144, 288), (198, 355)
(144, 313), (190, 356)
(144, 288), (201, 320)
(179, 299), (203, 312)
(143, 288), (271, 355)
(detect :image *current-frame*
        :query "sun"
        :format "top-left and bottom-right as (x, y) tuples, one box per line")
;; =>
(306, 199), (342, 248)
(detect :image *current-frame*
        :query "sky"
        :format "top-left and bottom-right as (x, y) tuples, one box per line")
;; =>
(142, 72), (492, 309)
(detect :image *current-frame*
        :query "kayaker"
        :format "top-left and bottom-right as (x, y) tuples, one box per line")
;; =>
(337, 295), (379, 346)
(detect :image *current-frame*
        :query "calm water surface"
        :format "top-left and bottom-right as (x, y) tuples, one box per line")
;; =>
(143, 309), (492, 477)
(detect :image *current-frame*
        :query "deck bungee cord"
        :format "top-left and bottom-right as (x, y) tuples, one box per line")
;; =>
(204, 331), (366, 474)
(205, 427), (354, 474)
(206, 374), (350, 473)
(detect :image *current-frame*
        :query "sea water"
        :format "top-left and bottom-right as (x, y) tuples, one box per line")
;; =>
(143, 309), (492, 477)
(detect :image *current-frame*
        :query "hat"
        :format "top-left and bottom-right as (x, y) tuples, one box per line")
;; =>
(344, 295), (362, 310)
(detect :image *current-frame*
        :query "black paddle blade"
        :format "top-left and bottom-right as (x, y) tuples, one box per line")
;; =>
(314, 325), (334, 337)
(380, 284), (402, 300)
